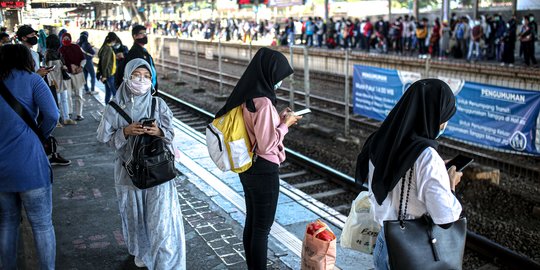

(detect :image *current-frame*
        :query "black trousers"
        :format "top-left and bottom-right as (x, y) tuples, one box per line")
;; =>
(239, 157), (280, 270)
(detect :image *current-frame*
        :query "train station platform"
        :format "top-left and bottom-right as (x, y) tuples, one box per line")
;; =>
(20, 82), (373, 269)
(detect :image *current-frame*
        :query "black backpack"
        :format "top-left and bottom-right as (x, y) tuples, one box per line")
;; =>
(109, 98), (177, 189)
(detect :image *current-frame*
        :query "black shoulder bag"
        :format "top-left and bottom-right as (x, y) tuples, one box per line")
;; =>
(0, 80), (57, 156)
(383, 168), (467, 270)
(108, 98), (176, 189)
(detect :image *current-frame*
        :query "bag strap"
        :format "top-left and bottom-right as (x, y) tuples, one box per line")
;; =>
(397, 168), (414, 227)
(108, 100), (133, 124)
(150, 97), (156, 119)
(0, 80), (46, 143)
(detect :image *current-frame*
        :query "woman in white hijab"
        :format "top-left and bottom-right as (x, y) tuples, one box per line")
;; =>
(96, 58), (185, 269)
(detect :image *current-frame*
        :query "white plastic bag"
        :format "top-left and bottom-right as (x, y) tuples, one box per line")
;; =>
(340, 191), (380, 254)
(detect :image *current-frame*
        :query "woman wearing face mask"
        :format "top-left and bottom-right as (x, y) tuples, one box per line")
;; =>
(96, 58), (185, 269)
(355, 79), (463, 270)
(214, 48), (301, 270)
(97, 32), (118, 104)
(59, 32), (86, 121)
(110, 34), (129, 69)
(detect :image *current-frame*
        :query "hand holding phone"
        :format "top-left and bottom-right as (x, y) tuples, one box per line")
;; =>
(45, 65), (56, 71)
(445, 154), (474, 172)
(294, 108), (311, 116)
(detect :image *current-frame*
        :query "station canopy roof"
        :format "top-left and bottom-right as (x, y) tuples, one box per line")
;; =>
(29, 0), (124, 9)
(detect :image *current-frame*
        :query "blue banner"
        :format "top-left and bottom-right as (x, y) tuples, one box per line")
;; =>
(352, 65), (540, 155)
(445, 81), (540, 155)
(352, 65), (421, 121)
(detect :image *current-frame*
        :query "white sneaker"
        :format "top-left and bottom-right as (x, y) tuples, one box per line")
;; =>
(134, 257), (146, 268)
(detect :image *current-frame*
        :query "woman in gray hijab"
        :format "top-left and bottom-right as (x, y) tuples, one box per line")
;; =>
(96, 58), (185, 269)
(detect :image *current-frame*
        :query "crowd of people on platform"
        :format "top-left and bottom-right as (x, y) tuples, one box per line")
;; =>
(75, 12), (539, 67)
(0, 19), (470, 269)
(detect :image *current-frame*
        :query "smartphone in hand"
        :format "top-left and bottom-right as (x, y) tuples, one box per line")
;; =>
(445, 154), (474, 172)
(142, 118), (155, 127)
(294, 108), (311, 116)
(45, 65), (56, 70)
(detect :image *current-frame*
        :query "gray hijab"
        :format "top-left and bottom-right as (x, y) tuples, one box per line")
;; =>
(113, 58), (154, 122)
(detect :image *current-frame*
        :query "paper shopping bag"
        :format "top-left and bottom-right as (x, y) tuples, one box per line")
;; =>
(301, 220), (336, 270)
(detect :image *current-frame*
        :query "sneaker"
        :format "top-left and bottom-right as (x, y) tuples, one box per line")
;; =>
(49, 153), (71, 166)
(56, 122), (64, 128)
(134, 257), (146, 268)
(76, 115), (85, 121)
(63, 119), (77, 125)
(86, 90), (99, 95)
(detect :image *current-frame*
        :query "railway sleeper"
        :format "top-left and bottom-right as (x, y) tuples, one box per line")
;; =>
(310, 188), (347, 200)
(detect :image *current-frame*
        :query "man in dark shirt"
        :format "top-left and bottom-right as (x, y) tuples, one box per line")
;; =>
(115, 25), (158, 95)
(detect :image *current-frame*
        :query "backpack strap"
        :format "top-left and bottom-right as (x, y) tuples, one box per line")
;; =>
(108, 100), (133, 124)
(150, 98), (156, 119)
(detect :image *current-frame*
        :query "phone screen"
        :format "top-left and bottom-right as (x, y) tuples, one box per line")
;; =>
(142, 119), (155, 127)
(445, 155), (474, 172)
(294, 108), (311, 116)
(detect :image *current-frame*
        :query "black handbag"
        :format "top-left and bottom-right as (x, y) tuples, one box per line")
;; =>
(109, 98), (177, 189)
(0, 80), (57, 156)
(383, 168), (467, 270)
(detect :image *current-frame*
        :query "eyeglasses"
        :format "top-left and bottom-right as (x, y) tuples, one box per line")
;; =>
(130, 74), (152, 81)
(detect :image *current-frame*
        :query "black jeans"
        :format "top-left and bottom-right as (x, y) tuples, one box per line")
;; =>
(239, 157), (280, 270)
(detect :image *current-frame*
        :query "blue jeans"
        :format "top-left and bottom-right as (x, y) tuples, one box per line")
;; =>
(0, 186), (56, 270)
(83, 65), (96, 93)
(373, 227), (389, 270)
(104, 76), (116, 104)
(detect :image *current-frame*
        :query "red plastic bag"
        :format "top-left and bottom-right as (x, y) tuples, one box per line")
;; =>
(301, 220), (336, 270)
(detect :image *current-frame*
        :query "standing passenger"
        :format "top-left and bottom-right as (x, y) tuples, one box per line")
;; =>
(355, 79), (463, 270)
(214, 48), (302, 270)
(115, 25), (159, 95)
(78, 31), (98, 95)
(0, 44), (59, 270)
(96, 58), (185, 269)
(59, 33), (86, 121)
(97, 32), (118, 104)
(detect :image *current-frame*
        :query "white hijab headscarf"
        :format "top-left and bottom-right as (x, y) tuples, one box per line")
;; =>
(114, 58), (154, 122)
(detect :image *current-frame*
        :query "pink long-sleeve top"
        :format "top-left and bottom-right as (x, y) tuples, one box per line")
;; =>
(242, 97), (289, 165)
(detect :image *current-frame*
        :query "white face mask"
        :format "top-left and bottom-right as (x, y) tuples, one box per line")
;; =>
(436, 123), (447, 139)
(274, 80), (282, 90)
(127, 78), (152, 96)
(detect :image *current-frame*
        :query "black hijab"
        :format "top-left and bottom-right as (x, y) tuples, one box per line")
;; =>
(355, 79), (456, 205)
(214, 47), (294, 118)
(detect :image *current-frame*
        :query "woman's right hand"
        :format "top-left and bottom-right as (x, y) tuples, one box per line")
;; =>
(123, 122), (145, 138)
(282, 112), (302, 127)
(447, 166), (463, 192)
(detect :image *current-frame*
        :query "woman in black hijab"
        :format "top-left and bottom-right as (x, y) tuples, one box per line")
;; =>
(215, 48), (301, 270)
(355, 79), (463, 270)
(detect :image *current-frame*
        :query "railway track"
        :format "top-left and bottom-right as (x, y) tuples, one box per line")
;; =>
(161, 90), (540, 270)
(154, 57), (540, 180)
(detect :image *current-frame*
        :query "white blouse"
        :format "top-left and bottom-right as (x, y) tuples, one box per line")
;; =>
(368, 147), (462, 226)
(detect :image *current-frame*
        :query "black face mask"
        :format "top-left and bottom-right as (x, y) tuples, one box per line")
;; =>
(136, 37), (148, 45)
(27, 36), (38, 45)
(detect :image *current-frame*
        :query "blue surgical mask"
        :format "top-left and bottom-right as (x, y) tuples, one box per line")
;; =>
(436, 124), (447, 139)
(274, 80), (282, 90)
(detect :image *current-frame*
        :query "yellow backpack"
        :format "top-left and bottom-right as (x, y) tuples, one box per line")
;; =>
(206, 106), (255, 173)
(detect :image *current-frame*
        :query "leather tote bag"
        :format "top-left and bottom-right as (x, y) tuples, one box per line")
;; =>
(383, 168), (467, 270)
